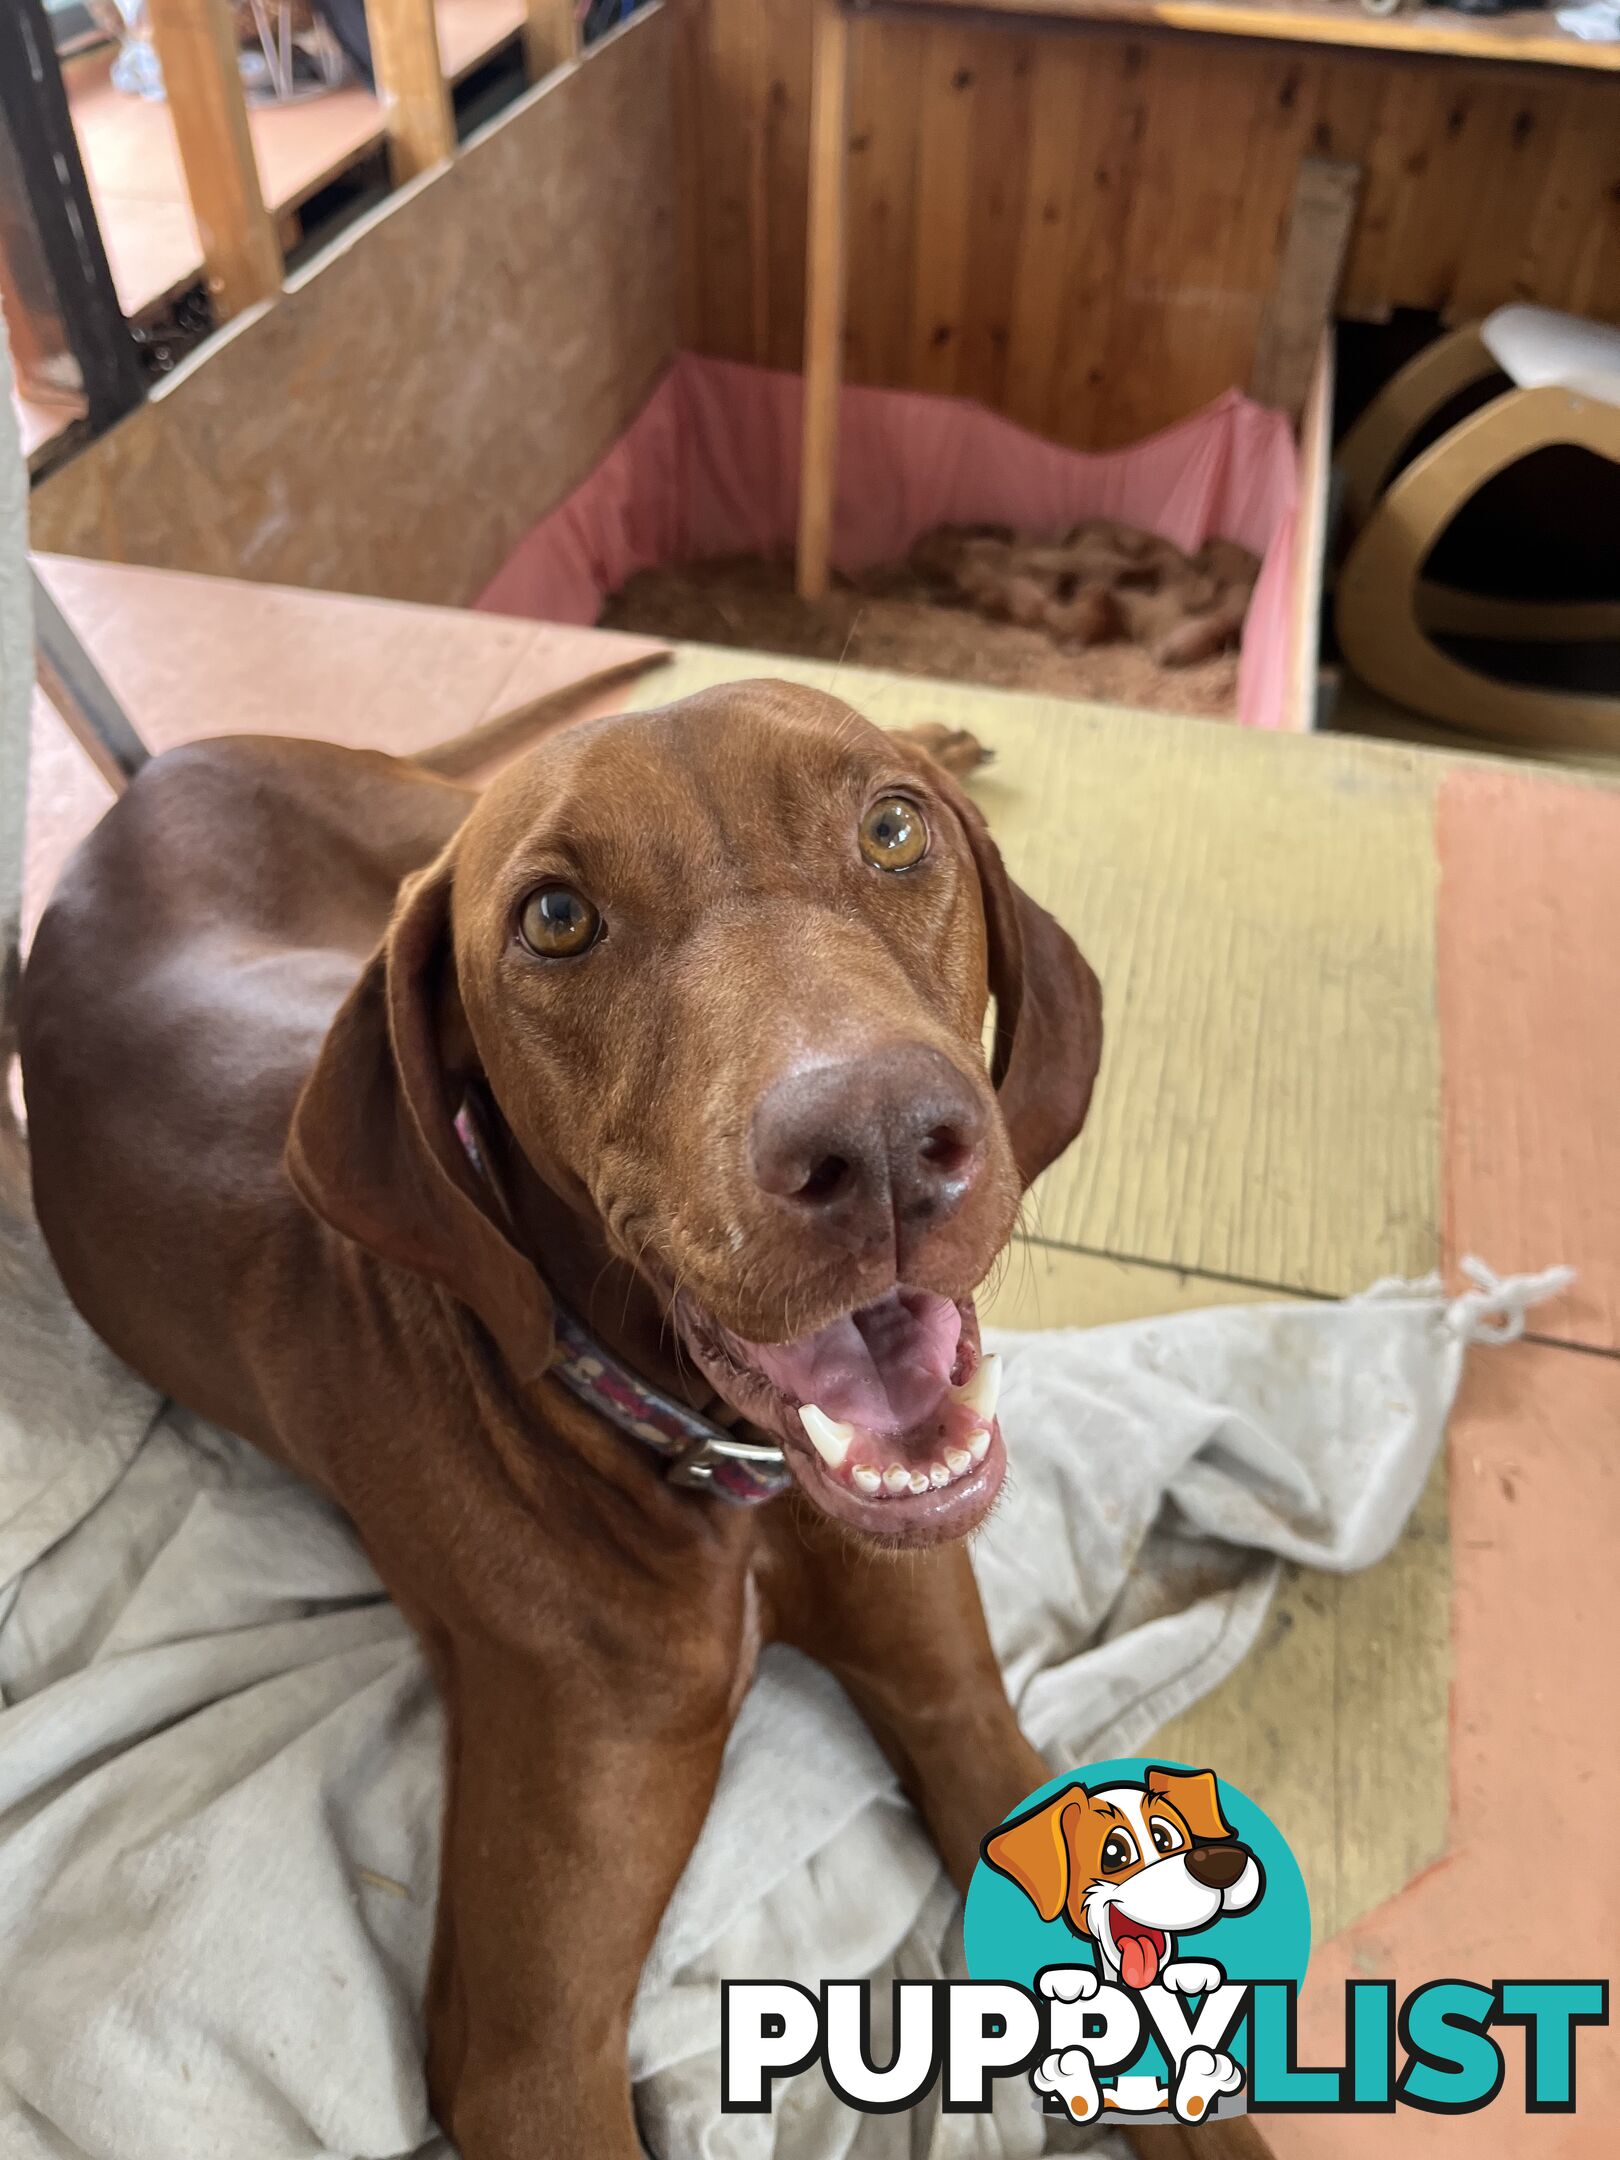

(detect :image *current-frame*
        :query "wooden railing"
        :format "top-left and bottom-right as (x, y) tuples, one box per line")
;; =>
(144, 0), (583, 324)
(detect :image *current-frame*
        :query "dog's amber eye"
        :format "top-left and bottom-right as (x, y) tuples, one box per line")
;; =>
(1149, 1817), (1183, 1856)
(518, 884), (601, 959)
(859, 795), (928, 871)
(1101, 1830), (1138, 1873)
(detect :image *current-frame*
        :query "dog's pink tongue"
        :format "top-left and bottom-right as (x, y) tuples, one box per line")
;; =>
(1119, 1934), (1160, 1990)
(747, 1289), (962, 1436)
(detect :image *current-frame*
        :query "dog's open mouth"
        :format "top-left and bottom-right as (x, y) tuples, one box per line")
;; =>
(1109, 1908), (1168, 1991)
(674, 1286), (1004, 1541)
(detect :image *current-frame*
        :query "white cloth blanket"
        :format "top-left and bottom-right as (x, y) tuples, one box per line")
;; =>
(0, 1190), (1570, 2160)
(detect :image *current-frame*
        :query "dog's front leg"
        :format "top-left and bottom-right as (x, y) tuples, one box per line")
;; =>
(769, 1524), (1046, 1889)
(424, 1636), (733, 2160)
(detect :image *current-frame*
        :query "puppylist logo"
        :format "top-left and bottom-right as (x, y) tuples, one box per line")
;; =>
(722, 1759), (1608, 2124)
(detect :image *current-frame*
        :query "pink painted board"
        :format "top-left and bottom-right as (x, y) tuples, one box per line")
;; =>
(1437, 768), (1620, 1356)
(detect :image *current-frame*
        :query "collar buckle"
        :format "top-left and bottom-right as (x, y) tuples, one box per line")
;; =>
(667, 1430), (792, 1493)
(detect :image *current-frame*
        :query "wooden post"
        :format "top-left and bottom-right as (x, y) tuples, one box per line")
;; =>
(524, 0), (580, 81)
(367, 0), (457, 184)
(795, 0), (850, 603)
(145, 0), (281, 321)
(1249, 157), (1360, 424)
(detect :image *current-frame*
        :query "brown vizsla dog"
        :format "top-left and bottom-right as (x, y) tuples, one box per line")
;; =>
(19, 678), (1101, 2158)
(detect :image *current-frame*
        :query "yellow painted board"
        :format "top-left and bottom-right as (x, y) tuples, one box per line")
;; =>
(979, 1238), (1284, 1334)
(638, 647), (1446, 1301)
(980, 1237), (1451, 1946)
(1152, 1452), (1450, 1947)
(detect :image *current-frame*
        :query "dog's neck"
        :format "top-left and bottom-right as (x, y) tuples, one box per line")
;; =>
(458, 1099), (790, 1502)
(475, 1101), (751, 1432)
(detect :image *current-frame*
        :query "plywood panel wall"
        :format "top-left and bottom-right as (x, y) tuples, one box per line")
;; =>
(32, 8), (677, 606)
(675, 0), (1620, 449)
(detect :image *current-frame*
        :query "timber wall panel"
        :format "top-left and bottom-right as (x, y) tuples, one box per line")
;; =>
(674, 0), (1620, 450)
(32, 8), (677, 607)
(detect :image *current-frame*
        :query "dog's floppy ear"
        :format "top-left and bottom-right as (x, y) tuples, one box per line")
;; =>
(935, 772), (1103, 1189)
(1146, 1767), (1235, 1844)
(285, 846), (554, 1382)
(982, 1789), (1088, 1923)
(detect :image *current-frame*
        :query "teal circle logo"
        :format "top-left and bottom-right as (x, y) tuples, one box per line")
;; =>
(964, 1759), (1310, 2125)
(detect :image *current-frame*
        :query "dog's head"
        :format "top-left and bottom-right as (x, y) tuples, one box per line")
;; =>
(983, 1768), (1263, 1988)
(285, 681), (1101, 1545)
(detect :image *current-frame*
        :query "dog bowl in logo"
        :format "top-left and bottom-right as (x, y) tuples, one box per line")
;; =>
(964, 1757), (1311, 2127)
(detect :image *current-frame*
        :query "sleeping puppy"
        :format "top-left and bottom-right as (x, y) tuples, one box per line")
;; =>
(20, 678), (1105, 2158)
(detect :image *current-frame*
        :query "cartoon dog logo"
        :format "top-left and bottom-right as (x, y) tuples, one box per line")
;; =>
(982, 1765), (1264, 2124)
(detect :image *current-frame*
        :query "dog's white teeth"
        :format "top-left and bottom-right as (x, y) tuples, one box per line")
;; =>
(850, 1436), (991, 1502)
(950, 1351), (1001, 1424)
(799, 1404), (855, 1468)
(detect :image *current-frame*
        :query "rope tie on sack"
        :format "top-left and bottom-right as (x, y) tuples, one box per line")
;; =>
(1445, 1255), (1577, 1343)
(1359, 1256), (1577, 1343)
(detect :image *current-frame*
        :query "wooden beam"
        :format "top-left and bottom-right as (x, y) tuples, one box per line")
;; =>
(881, 0), (1620, 75)
(1250, 157), (1360, 423)
(145, 0), (281, 321)
(524, 0), (580, 80)
(1285, 331), (1334, 732)
(795, 0), (851, 603)
(367, 0), (457, 183)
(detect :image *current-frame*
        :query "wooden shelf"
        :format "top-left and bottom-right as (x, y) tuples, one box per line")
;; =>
(884, 0), (1620, 72)
(65, 0), (527, 323)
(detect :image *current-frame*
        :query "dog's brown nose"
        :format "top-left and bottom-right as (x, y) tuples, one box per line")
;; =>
(1185, 1843), (1250, 1891)
(749, 1044), (986, 1261)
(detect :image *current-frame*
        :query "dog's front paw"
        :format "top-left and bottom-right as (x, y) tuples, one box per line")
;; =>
(1159, 1958), (1223, 1995)
(1032, 2047), (1102, 2123)
(1172, 2045), (1244, 2123)
(1037, 1964), (1100, 2003)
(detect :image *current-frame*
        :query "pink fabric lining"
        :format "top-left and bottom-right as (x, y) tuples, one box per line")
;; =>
(478, 354), (1302, 730)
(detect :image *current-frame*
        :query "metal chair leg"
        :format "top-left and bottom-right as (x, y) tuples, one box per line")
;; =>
(30, 564), (150, 792)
